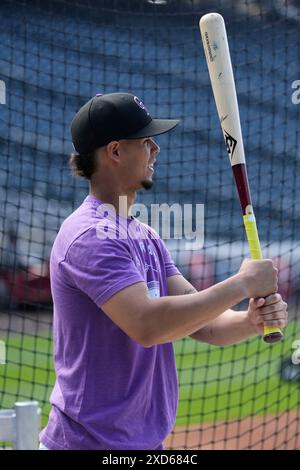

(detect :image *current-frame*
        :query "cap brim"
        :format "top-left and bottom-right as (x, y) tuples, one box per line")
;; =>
(126, 118), (180, 140)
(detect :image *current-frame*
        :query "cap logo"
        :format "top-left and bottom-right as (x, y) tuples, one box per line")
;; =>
(134, 96), (150, 115)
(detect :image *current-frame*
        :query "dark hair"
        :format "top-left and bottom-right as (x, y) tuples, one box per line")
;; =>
(69, 151), (97, 180)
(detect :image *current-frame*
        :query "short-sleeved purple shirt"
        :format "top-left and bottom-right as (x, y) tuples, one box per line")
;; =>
(40, 195), (180, 450)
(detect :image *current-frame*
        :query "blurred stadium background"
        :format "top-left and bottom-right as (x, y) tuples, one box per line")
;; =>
(0, 0), (300, 449)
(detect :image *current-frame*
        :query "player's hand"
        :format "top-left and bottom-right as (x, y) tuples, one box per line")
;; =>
(238, 258), (278, 298)
(247, 293), (288, 334)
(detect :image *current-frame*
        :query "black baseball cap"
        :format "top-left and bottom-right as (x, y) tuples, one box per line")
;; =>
(71, 92), (180, 154)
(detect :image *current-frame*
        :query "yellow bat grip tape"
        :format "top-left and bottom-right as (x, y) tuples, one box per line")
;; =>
(243, 214), (262, 260)
(243, 215), (282, 339)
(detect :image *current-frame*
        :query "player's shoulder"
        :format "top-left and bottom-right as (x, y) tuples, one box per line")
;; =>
(135, 220), (171, 256)
(137, 220), (161, 241)
(52, 199), (129, 261)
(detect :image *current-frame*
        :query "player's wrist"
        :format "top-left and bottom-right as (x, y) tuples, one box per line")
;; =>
(233, 272), (250, 300)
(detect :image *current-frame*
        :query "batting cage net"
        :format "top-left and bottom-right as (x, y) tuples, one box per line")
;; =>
(0, 0), (299, 450)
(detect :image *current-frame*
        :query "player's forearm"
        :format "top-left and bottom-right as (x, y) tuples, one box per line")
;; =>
(190, 309), (257, 346)
(143, 273), (247, 346)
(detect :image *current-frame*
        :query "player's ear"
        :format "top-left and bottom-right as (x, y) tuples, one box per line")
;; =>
(106, 141), (120, 163)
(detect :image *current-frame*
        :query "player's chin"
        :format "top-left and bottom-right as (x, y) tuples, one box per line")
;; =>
(140, 178), (154, 191)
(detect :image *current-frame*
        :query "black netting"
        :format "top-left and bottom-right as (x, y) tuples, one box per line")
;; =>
(0, 0), (299, 450)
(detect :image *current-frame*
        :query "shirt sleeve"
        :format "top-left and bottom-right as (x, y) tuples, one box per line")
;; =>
(63, 228), (145, 307)
(158, 239), (181, 278)
(144, 223), (181, 279)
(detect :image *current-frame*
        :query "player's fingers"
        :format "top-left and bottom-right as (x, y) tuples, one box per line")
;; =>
(262, 293), (282, 306)
(259, 305), (288, 327)
(263, 319), (287, 328)
(260, 311), (287, 321)
(256, 298), (265, 308)
(259, 301), (287, 315)
(250, 297), (265, 309)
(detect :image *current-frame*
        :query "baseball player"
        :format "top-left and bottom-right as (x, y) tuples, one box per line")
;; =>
(39, 93), (287, 450)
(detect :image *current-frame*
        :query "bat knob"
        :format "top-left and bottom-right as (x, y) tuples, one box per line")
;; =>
(263, 331), (284, 344)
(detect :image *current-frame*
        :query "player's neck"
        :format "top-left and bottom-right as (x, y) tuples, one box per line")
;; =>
(89, 184), (136, 218)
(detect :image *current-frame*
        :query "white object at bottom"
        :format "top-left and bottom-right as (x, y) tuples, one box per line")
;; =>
(39, 442), (49, 450)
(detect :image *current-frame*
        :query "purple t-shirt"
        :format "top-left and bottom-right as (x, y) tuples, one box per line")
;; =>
(40, 195), (180, 450)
